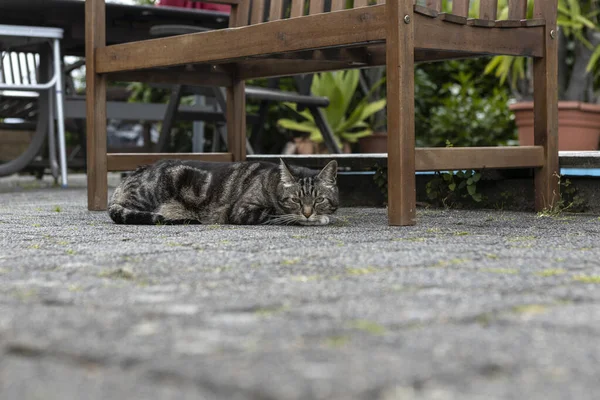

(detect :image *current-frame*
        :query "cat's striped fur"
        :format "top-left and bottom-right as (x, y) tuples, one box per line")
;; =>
(108, 159), (338, 225)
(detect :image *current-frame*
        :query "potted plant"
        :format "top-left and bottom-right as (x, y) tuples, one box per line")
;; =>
(485, 0), (600, 150)
(277, 70), (386, 154)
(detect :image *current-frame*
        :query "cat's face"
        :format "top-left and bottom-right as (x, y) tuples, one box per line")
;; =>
(276, 160), (339, 226)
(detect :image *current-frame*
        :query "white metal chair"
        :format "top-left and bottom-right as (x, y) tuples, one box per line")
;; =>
(0, 24), (67, 186)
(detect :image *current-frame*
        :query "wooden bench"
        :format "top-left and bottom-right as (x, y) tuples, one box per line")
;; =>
(86, 0), (559, 226)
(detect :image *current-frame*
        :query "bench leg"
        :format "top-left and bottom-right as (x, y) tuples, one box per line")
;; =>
(386, 2), (416, 226)
(86, 0), (108, 210)
(226, 79), (246, 161)
(533, 28), (560, 211)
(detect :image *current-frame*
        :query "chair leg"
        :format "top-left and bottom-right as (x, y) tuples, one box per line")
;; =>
(156, 84), (183, 152)
(52, 39), (68, 188)
(386, 1), (416, 226)
(226, 79), (246, 161)
(86, 0), (108, 210)
(533, 34), (560, 211)
(307, 106), (342, 154)
(47, 86), (60, 182)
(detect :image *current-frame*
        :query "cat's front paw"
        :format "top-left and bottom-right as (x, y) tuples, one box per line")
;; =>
(300, 215), (330, 226)
(316, 216), (330, 225)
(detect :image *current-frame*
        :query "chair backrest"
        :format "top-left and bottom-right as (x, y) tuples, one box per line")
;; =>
(232, 0), (554, 27)
(0, 51), (40, 87)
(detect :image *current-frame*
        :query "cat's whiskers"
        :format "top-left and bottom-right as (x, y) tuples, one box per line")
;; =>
(264, 214), (303, 225)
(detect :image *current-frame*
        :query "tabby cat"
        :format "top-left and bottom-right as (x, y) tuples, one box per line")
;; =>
(108, 159), (339, 225)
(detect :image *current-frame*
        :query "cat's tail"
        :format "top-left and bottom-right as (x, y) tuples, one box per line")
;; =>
(108, 204), (164, 225)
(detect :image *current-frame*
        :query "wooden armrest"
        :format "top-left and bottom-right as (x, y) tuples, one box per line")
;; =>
(188, 0), (241, 5)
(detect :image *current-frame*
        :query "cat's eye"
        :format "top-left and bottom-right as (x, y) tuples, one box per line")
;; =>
(315, 197), (325, 203)
(288, 198), (300, 203)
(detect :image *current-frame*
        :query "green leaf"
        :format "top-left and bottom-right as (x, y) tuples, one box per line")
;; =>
(473, 173), (482, 183)
(364, 76), (387, 99)
(566, 0), (581, 18)
(340, 129), (373, 143)
(573, 31), (593, 50)
(467, 177), (473, 185)
(467, 184), (477, 196)
(337, 70), (360, 117)
(277, 119), (318, 134)
(338, 98), (387, 134)
(471, 192), (483, 202)
(282, 102), (314, 122)
(353, 121), (370, 129)
(587, 46), (600, 72)
(309, 130), (326, 143)
(573, 14), (596, 30)
(484, 56), (504, 75)
(512, 57), (526, 84)
(448, 182), (456, 191)
(360, 99), (387, 120)
(323, 85), (346, 129)
(497, 5), (508, 20)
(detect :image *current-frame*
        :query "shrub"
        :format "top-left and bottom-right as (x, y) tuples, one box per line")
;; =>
(415, 59), (517, 147)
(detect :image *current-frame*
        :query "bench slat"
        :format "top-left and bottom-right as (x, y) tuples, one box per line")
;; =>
(452, 0), (470, 17)
(269, 0), (283, 21)
(108, 68), (233, 87)
(232, 0), (251, 26)
(479, 0), (498, 20)
(290, 0), (305, 17)
(247, 146), (546, 171)
(521, 19), (545, 27)
(107, 153), (234, 171)
(425, 0), (441, 12)
(309, 0), (324, 14)
(330, 0), (345, 11)
(495, 19), (523, 28)
(509, 0), (527, 20)
(414, 5), (438, 18)
(467, 18), (496, 27)
(438, 13), (468, 24)
(251, 0), (266, 24)
(354, 0), (368, 8)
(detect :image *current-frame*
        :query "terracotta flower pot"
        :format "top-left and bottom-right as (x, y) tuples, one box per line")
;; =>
(358, 132), (388, 153)
(510, 101), (600, 150)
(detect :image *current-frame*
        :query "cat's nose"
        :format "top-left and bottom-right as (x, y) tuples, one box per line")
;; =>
(302, 207), (313, 218)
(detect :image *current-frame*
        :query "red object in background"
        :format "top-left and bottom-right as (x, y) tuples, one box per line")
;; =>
(157, 0), (230, 13)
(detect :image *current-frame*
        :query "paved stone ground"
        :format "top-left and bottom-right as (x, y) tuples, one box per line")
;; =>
(1, 175), (600, 399)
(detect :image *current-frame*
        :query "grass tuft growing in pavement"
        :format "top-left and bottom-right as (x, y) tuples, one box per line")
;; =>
(535, 269), (566, 277)
(348, 320), (386, 335)
(573, 275), (600, 284)
(98, 267), (135, 280)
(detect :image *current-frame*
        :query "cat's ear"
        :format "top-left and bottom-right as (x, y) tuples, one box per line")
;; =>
(279, 159), (296, 187)
(317, 160), (337, 186)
